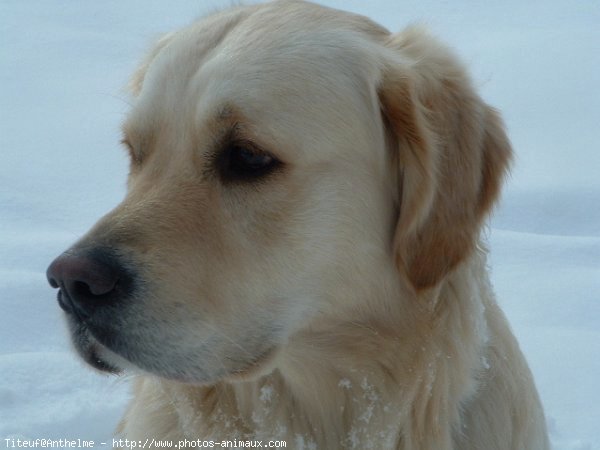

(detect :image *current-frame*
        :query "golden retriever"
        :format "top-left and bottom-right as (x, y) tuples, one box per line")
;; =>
(47, 1), (549, 448)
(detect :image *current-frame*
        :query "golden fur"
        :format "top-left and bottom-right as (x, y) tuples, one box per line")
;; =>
(54, 1), (549, 448)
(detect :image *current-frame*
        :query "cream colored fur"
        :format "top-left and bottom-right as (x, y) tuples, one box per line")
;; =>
(69, 1), (549, 448)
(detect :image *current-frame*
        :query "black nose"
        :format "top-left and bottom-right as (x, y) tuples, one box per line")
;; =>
(47, 249), (127, 318)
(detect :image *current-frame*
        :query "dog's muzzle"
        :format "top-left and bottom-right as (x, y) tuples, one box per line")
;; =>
(47, 247), (136, 373)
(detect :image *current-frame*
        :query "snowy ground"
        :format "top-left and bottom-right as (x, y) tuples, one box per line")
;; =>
(1, 1), (598, 448)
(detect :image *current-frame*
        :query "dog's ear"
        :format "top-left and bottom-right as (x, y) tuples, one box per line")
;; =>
(378, 27), (512, 291)
(127, 32), (177, 96)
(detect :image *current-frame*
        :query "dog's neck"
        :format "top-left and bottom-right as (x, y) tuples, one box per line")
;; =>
(119, 253), (491, 449)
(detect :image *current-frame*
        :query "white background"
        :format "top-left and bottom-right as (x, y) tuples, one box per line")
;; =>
(1, 1), (598, 448)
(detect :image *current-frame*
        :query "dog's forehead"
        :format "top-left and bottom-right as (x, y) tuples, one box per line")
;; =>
(127, 3), (387, 156)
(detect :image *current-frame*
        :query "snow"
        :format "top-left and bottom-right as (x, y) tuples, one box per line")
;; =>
(338, 378), (352, 390)
(1, 0), (598, 448)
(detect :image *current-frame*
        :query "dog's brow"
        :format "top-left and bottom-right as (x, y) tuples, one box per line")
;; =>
(211, 102), (247, 125)
(217, 105), (234, 120)
(205, 105), (252, 145)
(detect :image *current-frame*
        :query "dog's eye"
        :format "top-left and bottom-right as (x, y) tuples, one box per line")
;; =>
(219, 143), (281, 182)
(121, 138), (141, 164)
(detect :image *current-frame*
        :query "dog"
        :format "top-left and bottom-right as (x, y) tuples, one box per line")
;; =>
(47, 1), (549, 448)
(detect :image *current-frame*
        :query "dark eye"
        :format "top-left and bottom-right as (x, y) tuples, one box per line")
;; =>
(218, 143), (281, 182)
(121, 138), (140, 164)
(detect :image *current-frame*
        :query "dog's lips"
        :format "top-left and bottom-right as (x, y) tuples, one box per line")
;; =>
(56, 289), (90, 323)
(56, 289), (70, 312)
(60, 294), (278, 383)
(83, 342), (122, 374)
(64, 310), (123, 375)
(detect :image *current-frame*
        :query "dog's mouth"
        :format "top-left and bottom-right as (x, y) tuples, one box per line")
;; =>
(60, 289), (280, 384)
(67, 314), (122, 375)
(81, 340), (121, 374)
(55, 288), (123, 374)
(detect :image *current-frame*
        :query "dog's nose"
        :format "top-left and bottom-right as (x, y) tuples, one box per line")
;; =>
(47, 250), (125, 318)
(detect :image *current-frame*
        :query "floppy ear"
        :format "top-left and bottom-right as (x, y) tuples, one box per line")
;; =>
(378, 27), (513, 291)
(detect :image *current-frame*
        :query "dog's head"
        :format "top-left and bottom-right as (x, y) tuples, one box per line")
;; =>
(47, 1), (511, 384)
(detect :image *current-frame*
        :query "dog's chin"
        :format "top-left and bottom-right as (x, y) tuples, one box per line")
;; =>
(68, 317), (279, 385)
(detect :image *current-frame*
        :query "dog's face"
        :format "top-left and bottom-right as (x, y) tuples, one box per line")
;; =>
(47, 1), (511, 384)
